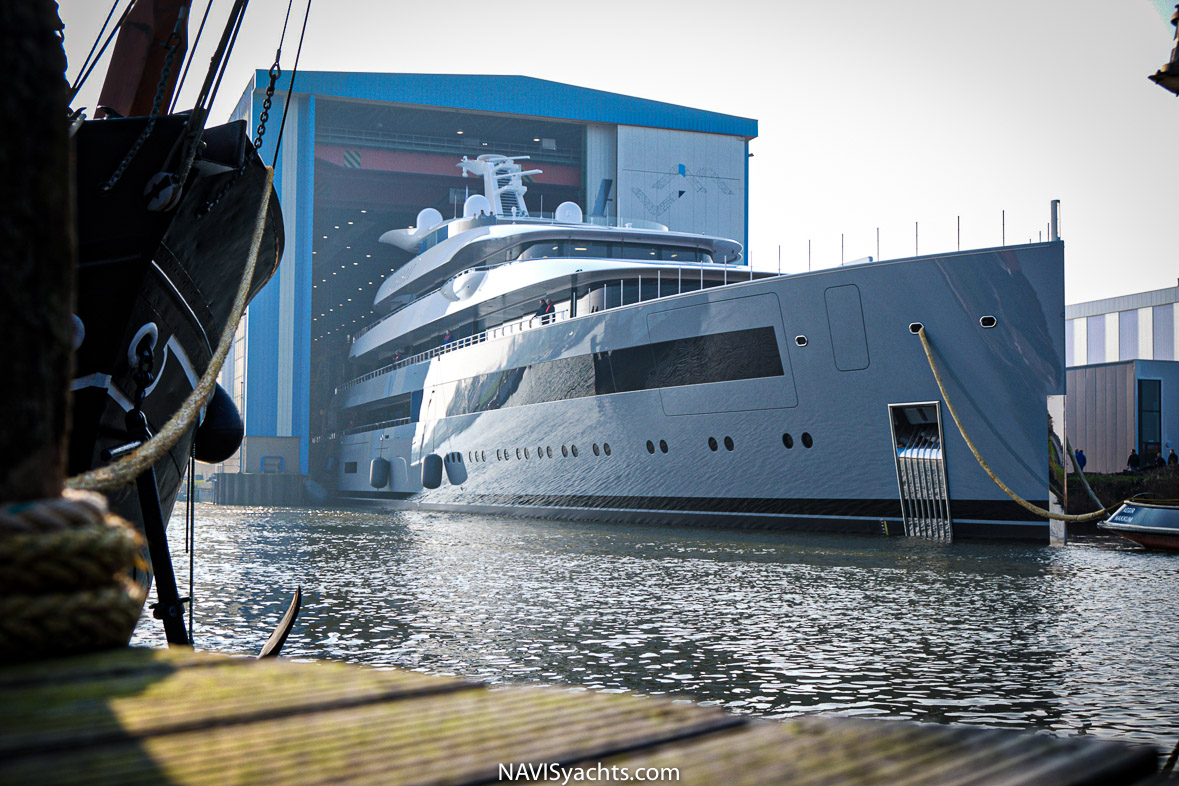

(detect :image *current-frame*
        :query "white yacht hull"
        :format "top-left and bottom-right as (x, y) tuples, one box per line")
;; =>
(335, 242), (1065, 540)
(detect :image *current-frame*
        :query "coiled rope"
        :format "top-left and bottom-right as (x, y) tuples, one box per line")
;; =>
(916, 326), (1115, 523)
(67, 166), (274, 493)
(0, 490), (146, 662)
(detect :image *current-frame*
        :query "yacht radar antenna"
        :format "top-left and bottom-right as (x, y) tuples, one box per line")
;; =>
(457, 155), (542, 217)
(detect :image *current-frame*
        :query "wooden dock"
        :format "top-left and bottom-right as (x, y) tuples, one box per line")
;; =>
(0, 647), (1160, 785)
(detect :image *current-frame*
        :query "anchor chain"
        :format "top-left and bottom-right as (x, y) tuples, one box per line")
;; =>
(100, 13), (187, 193)
(254, 63), (280, 151)
(197, 54), (281, 218)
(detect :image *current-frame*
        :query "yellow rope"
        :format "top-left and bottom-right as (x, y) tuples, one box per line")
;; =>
(67, 167), (275, 492)
(916, 326), (1115, 523)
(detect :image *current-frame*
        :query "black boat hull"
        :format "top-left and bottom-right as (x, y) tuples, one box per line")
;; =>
(70, 115), (283, 595)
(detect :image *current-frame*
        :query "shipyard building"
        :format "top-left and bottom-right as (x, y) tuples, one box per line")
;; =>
(1065, 282), (1179, 473)
(212, 71), (756, 487)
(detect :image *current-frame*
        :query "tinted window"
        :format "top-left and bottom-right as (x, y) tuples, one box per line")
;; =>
(438, 327), (782, 418)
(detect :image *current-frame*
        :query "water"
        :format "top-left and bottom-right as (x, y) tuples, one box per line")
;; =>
(135, 504), (1179, 751)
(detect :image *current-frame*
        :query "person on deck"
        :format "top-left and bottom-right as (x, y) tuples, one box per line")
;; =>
(532, 298), (554, 325)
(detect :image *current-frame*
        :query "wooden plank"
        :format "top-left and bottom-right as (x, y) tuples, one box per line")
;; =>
(0, 648), (1159, 785)
(599, 716), (1158, 786)
(0, 649), (479, 758)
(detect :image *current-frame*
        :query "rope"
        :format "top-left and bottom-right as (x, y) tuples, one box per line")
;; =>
(916, 326), (1116, 523)
(0, 490), (147, 662)
(69, 0), (124, 96)
(67, 166), (274, 493)
(168, 0), (217, 113)
(270, 0), (313, 168)
(67, 0), (134, 104)
(1066, 439), (1106, 510)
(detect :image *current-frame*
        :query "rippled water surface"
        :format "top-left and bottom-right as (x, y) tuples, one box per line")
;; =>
(135, 504), (1179, 749)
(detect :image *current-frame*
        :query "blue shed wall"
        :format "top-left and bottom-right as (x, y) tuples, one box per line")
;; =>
(257, 71), (757, 139)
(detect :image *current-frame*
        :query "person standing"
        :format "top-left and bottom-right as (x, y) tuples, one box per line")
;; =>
(1126, 449), (1140, 471)
(1074, 449), (1087, 472)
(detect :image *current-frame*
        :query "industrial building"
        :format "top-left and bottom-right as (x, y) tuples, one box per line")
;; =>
(212, 71), (757, 487)
(1065, 282), (1179, 473)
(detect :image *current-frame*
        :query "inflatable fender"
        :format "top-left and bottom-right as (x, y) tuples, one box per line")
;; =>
(193, 383), (244, 464)
(443, 452), (467, 485)
(369, 457), (390, 489)
(422, 453), (443, 489)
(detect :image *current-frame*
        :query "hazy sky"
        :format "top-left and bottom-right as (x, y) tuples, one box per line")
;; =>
(61, 0), (1178, 304)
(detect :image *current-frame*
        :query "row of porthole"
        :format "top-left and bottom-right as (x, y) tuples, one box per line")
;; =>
(469, 443), (613, 463)
(468, 433), (815, 464)
(783, 432), (814, 449)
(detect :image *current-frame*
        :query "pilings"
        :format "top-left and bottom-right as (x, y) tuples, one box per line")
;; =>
(0, 0), (74, 502)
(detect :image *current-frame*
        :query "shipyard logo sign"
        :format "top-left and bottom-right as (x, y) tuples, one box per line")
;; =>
(630, 163), (734, 217)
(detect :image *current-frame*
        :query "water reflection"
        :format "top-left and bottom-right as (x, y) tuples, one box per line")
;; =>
(134, 505), (1179, 748)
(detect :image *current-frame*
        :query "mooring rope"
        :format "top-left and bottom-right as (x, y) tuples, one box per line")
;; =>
(1066, 438), (1106, 511)
(0, 489), (147, 661)
(916, 326), (1116, 524)
(67, 166), (274, 493)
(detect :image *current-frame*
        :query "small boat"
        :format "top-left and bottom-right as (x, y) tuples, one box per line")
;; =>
(1099, 500), (1179, 552)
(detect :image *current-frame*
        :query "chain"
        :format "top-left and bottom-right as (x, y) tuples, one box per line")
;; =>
(199, 59), (281, 219)
(254, 63), (281, 150)
(100, 19), (185, 192)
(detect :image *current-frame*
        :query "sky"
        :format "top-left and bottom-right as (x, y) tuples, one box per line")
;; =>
(59, 0), (1179, 305)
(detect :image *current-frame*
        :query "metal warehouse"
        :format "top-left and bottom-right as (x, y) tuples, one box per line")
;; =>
(214, 72), (757, 480)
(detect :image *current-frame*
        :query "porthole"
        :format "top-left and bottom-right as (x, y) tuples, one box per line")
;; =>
(908, 322), (923, 335)
(546, 446), (553, 458)
(571, 444), (579, 457)
(516, 448), (522, 460)
(603, 443), (611, 456)
(481, 450), (486, 462)
(497, 449), (503, 461)
(708, 437), (718, 451)
(782, 433), (793, 449)
(794, 335), (808, 347)
(724, 436), (734, 451)
(979, 315), (997, 329)
(659, 439), (668, 454)
(537, 445), (543, 458)
(593, 443), (600, 456)
(503, 446), (509, 460)
(802, 432), (813, 448)
(562, 445), (569, 457)
(647, 440), (655, 454)
(524, 447), (530, 459)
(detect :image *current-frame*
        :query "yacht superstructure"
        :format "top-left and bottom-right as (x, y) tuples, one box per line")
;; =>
(330, 154), (1066, 540)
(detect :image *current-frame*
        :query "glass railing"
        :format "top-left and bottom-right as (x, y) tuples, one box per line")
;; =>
(342, 417), (412, 436)
(337, 308), (572, 394)
(339, 263), (772, 395)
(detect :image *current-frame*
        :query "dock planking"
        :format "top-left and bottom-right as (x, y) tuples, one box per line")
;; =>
(0, 647), (1160, 784)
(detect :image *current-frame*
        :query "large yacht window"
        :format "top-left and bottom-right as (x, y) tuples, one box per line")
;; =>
(567, 242), (612, 258)
(513, 240), (713, 264)
(518, 241), (565, 260)
(441, 326), (782, 417)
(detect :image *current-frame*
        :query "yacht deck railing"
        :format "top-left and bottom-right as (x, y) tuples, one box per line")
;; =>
(342, 417), (412, 437)
(337, 308), (571, 394)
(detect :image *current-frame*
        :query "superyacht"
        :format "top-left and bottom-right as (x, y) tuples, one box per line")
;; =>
(332, 154), (1065, 540)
